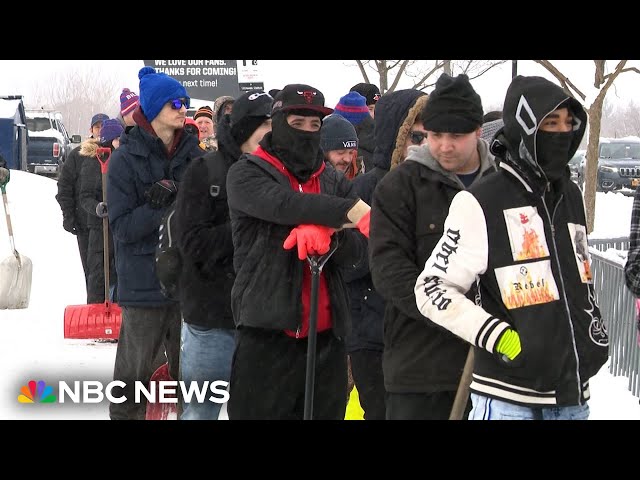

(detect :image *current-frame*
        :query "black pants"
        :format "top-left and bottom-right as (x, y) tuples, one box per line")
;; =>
(228, 327), (347, 420)
(109, 304), (181, 420)
(76, 229), (90, 295)
(385, 391), (471, 420)
(86, 226), (117, 304)
(349, 349), (386, 420)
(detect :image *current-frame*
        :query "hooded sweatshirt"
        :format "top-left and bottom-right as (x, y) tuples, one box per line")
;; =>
(414, 76), (609, 406)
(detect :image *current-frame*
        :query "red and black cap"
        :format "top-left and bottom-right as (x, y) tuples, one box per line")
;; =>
(271, 84), (333, 117)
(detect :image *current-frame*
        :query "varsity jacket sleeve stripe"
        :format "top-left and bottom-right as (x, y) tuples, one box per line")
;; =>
(625, 188), (640, 296)
(414, 190), (511, 352)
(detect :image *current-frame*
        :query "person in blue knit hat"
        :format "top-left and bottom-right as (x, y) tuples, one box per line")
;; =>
(106, 66), (204, 420)
(334, 91), (375, 173)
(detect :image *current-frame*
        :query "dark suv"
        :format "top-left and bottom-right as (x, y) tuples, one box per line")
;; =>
(596, 137), (640, 195)
(25, 109), (80, 176)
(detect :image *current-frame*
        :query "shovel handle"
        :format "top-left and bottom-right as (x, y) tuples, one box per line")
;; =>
(449, 346), (475, 420)
(96, 148), (111, 175)
(2, 190), (19, 262)
(96, 147), (112, 306)
(0, 167), (9, 194)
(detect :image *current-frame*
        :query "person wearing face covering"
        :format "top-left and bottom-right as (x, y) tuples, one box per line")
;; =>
(413, 75), (609, 420)
(225, 84), (371, 420)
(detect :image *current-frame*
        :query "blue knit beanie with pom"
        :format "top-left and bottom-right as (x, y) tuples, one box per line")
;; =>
(138, 66), (189, 122)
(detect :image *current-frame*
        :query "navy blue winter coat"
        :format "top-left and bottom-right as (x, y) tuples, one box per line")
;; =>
(107, 112), (202, 306)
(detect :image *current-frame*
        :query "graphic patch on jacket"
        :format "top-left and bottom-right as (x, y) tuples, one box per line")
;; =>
(494, 261), (559, 309)
(568, 223), (593, 283)
(503, 206), (549, 261)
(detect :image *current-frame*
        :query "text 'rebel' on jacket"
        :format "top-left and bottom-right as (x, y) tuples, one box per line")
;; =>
(369, 137), (496, 393)
(414, 76), (609, 407)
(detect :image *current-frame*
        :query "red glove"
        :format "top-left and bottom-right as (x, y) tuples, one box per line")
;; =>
(283, 225), (335, 260)
(356, 210), (370, 238)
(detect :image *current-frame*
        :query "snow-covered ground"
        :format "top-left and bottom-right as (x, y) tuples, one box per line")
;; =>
(0, 170), (638, 420)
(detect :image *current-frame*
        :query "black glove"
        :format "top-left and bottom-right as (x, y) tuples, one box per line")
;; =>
(96, 202), (108, 218)
(63, 216), (76, 234)
(145, 179), (178, 209)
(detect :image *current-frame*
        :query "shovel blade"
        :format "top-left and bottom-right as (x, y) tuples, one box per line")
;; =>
(0, 253), (33, 309)
(145, 363), (178, 420)
(63, 302), (122, 340)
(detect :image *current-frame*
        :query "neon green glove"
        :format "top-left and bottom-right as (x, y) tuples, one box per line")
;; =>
(496, 329), (521, 361)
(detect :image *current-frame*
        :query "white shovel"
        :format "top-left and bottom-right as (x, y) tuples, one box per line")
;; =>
(0, 172), (33, 309)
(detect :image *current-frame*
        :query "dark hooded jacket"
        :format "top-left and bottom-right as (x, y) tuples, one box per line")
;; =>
(173, 114), (237, 329)
(370, 128), (497, 393)
(56, 144), (89, 233)
(346, 90), (429, 354)
(354, 115), (375, 173)
(414, 76), (609, 406)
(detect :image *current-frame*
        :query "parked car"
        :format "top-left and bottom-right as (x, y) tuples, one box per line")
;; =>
(569, 149), (585, 190)
(596, 137), (640, 195)
(25, 109), (80, 176)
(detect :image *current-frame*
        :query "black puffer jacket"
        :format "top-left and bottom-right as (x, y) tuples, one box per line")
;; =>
(346, 90), (428, 353)
(174, 115), (237, 329)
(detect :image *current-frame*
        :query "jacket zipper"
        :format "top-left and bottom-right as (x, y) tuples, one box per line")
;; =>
(541, 192), (583, 403)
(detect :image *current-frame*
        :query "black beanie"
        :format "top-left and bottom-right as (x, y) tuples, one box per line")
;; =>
(231, 115), (269, 146)
(421, 73), (483, 133)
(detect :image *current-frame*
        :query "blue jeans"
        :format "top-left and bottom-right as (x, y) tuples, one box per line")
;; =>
(469, 393), (590, 420)
(180, 323), (235, 420)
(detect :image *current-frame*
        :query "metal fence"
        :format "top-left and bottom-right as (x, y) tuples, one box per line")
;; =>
(588, 237), (640, 398)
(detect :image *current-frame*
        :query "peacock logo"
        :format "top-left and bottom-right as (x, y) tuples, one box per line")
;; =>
(18, 380), (57, 403)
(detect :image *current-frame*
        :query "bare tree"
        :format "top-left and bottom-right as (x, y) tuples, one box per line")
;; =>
(353, 60), (506, 94)
(534, 60), (639, 232)
(29, 67), (120, 137)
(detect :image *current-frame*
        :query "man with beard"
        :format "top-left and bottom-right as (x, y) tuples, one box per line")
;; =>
(226, 84), (371, 420)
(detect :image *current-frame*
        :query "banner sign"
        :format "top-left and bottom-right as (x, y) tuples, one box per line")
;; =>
(143, 60), (264, 102)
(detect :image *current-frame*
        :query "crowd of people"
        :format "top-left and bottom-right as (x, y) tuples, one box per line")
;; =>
(46, 65), (612, 421)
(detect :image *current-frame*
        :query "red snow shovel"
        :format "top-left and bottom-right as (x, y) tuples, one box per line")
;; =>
(0, 171), (33, 309)
(303, 242), (339, 420)
(145, 363), (178, 420)
(63, 148), (121, 340)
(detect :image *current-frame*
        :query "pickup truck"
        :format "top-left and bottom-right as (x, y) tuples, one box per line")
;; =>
(25, 109), (80, 176)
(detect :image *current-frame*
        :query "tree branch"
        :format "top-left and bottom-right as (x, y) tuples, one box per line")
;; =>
(534, 60), (586, 100)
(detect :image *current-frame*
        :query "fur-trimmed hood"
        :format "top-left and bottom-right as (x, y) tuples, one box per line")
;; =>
(372, 89), (428, 171)
(79, 137), (101, 158)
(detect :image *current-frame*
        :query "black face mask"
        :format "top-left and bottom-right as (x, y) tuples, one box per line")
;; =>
(536, 130), (573, 181)
(269, 112), (323, 183)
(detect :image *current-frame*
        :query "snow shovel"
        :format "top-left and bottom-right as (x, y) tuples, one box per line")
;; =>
(63, 148), (122, 340)
(449, 346), (475, 420)
(0, 171), (33, 309)
(145, 362), (178, 420)
(303, 241), (339, 420)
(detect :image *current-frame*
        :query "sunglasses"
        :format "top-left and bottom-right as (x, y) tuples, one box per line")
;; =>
(169, 98), (190, 110)
(410, 131), (427, 145)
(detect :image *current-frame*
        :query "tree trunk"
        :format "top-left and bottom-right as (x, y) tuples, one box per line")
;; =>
(584, 98), (604, 233)
(443, 60), (451, 76)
